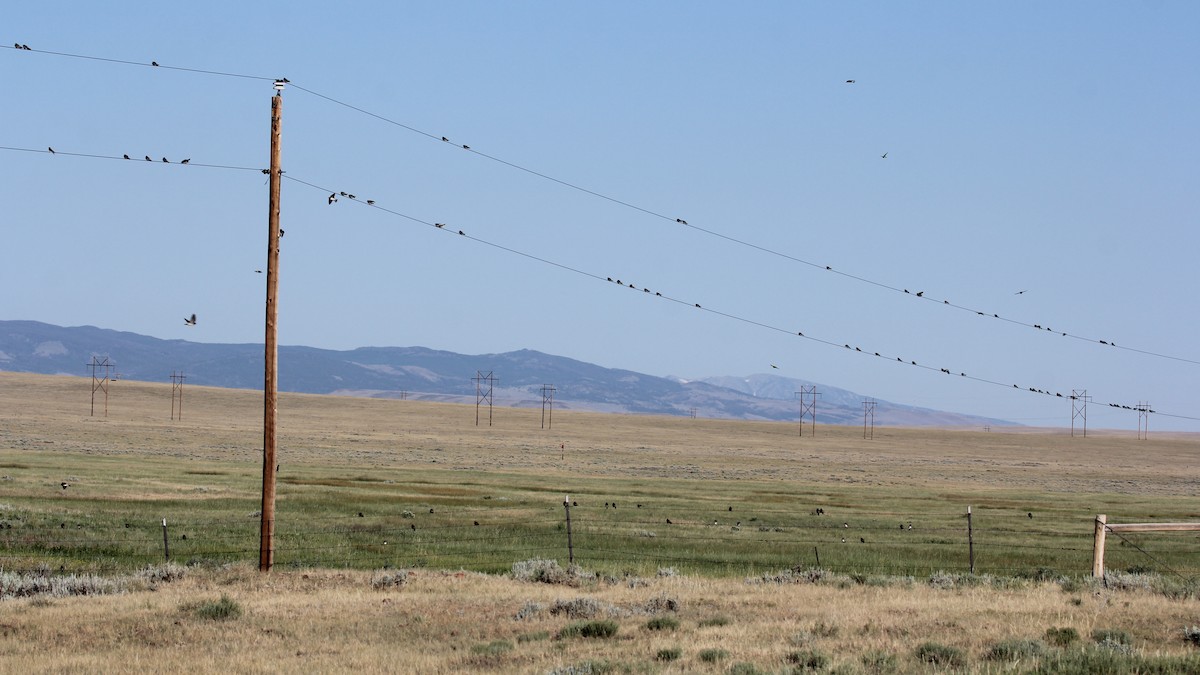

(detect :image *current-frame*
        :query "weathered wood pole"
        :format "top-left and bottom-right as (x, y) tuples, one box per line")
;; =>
(1092, 514), (1107, 578)
(259, 87), (283, 572)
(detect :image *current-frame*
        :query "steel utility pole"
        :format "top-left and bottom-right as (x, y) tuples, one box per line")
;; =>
(260, 81), (284, 572)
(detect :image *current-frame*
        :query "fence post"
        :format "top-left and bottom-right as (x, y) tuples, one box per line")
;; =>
(563, 495), (574, 565)
(161, 518), (170, 562)
(966, 505), (975, 574)
(1092, 514), (1107, 577)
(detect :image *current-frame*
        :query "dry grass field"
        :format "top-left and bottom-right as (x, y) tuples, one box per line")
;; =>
(2, 371), (1200, 673)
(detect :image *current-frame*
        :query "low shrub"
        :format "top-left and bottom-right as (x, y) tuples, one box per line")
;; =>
(514, 600), (544, 620)
(915, 642), (966, 668)
(785, 649), (830, 670)
(1092, 628), (1133, 646)
(699, 648), (729, 663)
(550, 597), (605, 619)
(1045, 626), (1080, 648)
(655, 647), (682, 662)
(860, 650), (897, 673)
(646, 616), (679, 631)
(986, 638), (1047, 661)
(187, 594), (242, 621)
(728, 663), (767, 675)
(558, 620), (618, 639)
(699, 615), (732, 628)
(370, 569), (408, 589)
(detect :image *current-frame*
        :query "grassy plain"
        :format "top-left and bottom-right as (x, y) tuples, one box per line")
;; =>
(2, 371), (1200, 672)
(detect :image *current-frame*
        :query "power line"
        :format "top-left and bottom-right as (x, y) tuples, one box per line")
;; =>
(3, 138), (1193, 421)
(8, 42), (1195, 368)
(280, 172), (1200, 422)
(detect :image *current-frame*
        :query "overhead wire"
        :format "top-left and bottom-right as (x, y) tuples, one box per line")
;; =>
(7, 42), (1196, 367)
(7, 45), (1197, 421)
(3, 141), (1195, 420)
(283, 171), (1199, 422)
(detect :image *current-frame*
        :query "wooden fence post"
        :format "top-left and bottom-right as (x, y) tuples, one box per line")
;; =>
(563, 495), (574, 565)
(967, 505), (975, 574)
(1092, 514), (1107, 577)
(161, 518), (170, 562)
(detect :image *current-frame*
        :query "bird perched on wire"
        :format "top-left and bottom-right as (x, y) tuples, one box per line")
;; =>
(162, 157), (169, 163)
(184, 314), (197, 326)
(48, 147), (55, 154)
(151, 61), (159, 66)
(181, 159), (190, 164)
(123, 154), (130, 160)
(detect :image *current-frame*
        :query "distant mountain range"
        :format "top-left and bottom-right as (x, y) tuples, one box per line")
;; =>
(0, 320), (1014, 427)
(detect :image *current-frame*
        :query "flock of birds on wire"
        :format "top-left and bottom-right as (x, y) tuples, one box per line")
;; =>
(9, 41), (1182, 419)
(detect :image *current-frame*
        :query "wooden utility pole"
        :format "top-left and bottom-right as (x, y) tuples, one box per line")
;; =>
(260, 84), (283, 572)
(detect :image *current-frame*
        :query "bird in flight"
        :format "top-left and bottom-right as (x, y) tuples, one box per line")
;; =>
(61, 482), (70, 490)
(1015, 290), (1027, 295)
(771, 364), (779, 369)
(255, 270), (263, 274)
(328, 193), (337, 205)
(845, 79), (855, 83)
(184, 314), (197, 326)
(881, 152), (888, 159)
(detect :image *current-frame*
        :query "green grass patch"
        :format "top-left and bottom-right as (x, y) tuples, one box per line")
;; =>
(655, 647), (682, 662)
(915, 642), (966, 668)
(185, 594), (242, 621)
(698, 648), (729, 663)
(557, 620), (618, 639)
(645, 616), (679, 631)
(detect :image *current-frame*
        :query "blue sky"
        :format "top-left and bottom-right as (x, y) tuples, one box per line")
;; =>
(5, 2), (1198, 430)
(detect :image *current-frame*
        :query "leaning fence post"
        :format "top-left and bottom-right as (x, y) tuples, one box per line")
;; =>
(966, 505), (975, 574)
(161, 518), (170, 562)
(563, 495), (574, 565)
(1092, 514), (1107, 578)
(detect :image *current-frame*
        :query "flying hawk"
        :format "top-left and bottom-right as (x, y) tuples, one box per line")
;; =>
(184, 314), (197, 326)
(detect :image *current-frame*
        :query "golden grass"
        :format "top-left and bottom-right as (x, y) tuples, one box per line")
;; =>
(3, 565), (1198, 673)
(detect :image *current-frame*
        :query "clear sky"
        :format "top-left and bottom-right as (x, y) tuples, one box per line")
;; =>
(5, 2), (1198, 431)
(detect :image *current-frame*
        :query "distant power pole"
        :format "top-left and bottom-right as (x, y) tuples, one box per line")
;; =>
(87, 356), (114, 417)
(1136, 402), (1151, 440)
(540, 384), (556, 429)
(474, 371), (497, 426)
(862, 399), (876, 439)
(170, 371), (186, 421)
(796, 386), (820, 437)
(260, 81), (284, 573)
(1070, 389), (1090, 438)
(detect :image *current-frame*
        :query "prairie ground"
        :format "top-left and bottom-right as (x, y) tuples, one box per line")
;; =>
(1, 371), (1199, 672)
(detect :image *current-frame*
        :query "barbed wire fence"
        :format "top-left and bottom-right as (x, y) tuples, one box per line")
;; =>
(1, 499), (1195, 580)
